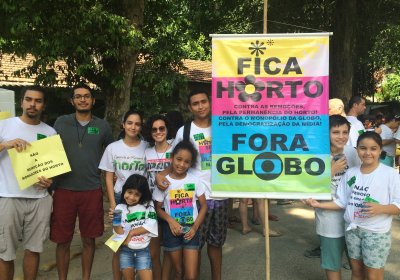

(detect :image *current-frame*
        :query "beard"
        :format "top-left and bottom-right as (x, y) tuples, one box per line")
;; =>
(25, 110), (39, 119)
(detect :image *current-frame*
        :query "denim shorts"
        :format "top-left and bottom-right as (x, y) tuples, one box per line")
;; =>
(119, 245), (152, 270)
(162, 221), (200, 251)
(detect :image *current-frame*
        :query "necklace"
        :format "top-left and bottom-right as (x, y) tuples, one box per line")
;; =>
(75, 117), (91, 148)
(155, 142), (170, 161)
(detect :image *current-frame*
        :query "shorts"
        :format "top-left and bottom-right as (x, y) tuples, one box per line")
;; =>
(50, 188), (104, 243)
(200, 199), (229, 248)
(119, 245), (152, 270)
(319, 235), (345, 271)
(380, 155), (394, 167)
(0, 196), (53, 261)
(345, 227), (391, 269)
(162, 221), (200, 251)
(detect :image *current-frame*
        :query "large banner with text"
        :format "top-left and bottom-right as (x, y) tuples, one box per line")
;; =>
(211, 33), (331, 199)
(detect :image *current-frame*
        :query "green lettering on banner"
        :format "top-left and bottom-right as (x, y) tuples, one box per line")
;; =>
(37, 134), (47, 140)
(88, 127), (100, 135)
(193, 133), (205, 141)
(184, 183), (195, 191)
(347, 176), (356, 187)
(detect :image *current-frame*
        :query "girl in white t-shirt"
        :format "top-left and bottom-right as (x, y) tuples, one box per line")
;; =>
(143, 114), (173, 280)
(98, 109), (147, 279)
(305, 131), (400, 280)
(113, 174), (158, 280)
(153, 141), (207, 280)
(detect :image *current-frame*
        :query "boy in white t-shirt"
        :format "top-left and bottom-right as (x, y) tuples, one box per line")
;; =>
(307, 115), (360, 279)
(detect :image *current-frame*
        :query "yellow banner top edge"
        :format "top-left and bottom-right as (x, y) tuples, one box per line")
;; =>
(210, 32), (332, 38)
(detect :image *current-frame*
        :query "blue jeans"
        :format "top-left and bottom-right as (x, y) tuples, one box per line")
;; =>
(119, 245), (152, 270)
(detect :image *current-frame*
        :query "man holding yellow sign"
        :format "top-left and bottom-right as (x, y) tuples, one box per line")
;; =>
(0, 86), (55, 280)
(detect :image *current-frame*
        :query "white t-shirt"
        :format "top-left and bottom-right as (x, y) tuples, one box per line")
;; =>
(380, 124), (395, 157)
(174, 122), (216, 199)
(394, 128), (400, 141)
(334, 163), (400, 233)
(346, 116), (365, 148)
(114, 201), (158, 250)
(99, 139), (147, 193)
(315, 145), (360, 237)
(145, 146), (172, 193)
(153, 174), (205, 225)
(0, 117), (56, 198)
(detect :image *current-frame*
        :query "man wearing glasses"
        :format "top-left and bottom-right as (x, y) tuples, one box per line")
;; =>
(50, 84), (113, 280)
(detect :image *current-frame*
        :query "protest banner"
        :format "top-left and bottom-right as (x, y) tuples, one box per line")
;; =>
(0, 111), (11, 120)
(211, 33), (331, 199)
(8, 134), (71, 189)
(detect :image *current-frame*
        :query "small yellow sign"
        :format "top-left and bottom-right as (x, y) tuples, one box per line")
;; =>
(105, 233), (127, 252)
(0, 111), (11, 120)
(7, 134), (71, 189)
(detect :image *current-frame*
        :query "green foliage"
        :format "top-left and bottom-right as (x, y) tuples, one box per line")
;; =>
(377, 73), (400, 102)
(370, 25), (400, 71)
(0, 0), (141, 88)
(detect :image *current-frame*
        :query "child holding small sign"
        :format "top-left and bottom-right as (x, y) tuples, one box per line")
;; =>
(153, 141), (207, 280)
(305, 131), (400, 280)
(113, 174), (158, 280)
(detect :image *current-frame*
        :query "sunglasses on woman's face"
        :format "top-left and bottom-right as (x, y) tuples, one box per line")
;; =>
(152, 126), (166, 133)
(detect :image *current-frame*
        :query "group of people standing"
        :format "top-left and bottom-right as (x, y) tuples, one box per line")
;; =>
(304, 96), (400, 280)
(0, 84), (227, 280)
(1, 85), (400, 280)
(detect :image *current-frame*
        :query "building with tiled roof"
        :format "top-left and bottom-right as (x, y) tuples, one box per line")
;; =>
(0, 53), (211, 87)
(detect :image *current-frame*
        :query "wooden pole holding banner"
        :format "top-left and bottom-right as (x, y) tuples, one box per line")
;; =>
(263, 1), (270, 280)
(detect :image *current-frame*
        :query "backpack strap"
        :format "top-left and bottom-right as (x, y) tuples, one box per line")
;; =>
(183, 121), (192, 142)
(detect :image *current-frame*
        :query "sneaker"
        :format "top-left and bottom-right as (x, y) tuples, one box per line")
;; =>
(304, 247), (321, 258)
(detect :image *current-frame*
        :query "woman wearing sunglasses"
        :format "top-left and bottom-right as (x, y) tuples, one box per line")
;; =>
(143, 114), (173, 280)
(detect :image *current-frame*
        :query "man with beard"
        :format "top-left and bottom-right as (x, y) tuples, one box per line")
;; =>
(50, 84), (113, 280)
(0, 86), (55, 280)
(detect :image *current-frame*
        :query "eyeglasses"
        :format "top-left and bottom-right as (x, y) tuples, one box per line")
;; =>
(152, 126), (166, 133)
(72, 94), (92, 100)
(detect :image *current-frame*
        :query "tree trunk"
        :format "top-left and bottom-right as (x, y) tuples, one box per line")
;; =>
(330, 0), (357, 107)
(104, 0), (144, 137)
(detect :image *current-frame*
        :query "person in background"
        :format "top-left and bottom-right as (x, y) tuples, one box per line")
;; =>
(329, 98), (346, 117)
(346, 96), (366, 148)
(379, 113), (400, 167)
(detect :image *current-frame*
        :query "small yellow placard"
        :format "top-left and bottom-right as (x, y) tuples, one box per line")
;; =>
(105, 233), (127, 252)
(7, 134), (71, 189)
(0, 111), (11, 120)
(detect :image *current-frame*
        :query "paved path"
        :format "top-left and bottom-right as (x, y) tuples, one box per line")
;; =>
(14, 200), (400, 279)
